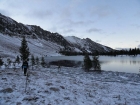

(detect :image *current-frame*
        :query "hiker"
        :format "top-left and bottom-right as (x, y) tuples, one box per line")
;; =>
(22, 60), (28, 76)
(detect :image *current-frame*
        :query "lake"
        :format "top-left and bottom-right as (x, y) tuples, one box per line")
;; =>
(46, 55), (140, 73)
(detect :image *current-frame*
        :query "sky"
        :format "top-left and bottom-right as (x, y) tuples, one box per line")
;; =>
(0, 0), (140, 49)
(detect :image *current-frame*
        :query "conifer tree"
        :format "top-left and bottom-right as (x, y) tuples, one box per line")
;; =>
(41, 56), (45, 67)
(19, 36), (30, 61)
(31, 55), (35, 70)
(83, 54), (92, 72)
(0, 57), (4, 67)
(7, 58), (11, 68)
(35, 56), (39, 66)
(92, 56), (101, 71)
(31, 55), (35, 66)
(13, 61), (16, 71)
(15, 55), (20, 64)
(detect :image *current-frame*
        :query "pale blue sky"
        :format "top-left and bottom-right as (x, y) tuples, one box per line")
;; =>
(0, 0), (140, 49)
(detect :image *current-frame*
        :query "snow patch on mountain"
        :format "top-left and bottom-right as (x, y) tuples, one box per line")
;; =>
(65, 36), (84, 46)
(25, 25), (32, 31)
(0, 33), (62, 58)
(65, 36), (113, 53)
(65, 36), (82, 44)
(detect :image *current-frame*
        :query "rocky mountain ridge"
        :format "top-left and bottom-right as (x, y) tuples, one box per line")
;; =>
(0, 13), (114, 57)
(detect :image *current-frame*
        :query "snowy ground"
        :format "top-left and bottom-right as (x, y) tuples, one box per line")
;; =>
(0, 66), (140, 105)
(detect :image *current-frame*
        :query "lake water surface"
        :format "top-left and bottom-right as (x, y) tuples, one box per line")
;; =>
(46, 55), (140, 73)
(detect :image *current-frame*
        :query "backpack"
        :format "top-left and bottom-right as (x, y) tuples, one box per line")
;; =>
(23, 65), (27, 68)
(23, 62), (28, 68)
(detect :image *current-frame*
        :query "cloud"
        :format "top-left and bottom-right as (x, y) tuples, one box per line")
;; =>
(60, 8), (72, 19)
(90, 5), (114, 18)
(63, 29), (75, 33)
(131, 24), (140, 28)
(135, 11), (140, 17)
(71, 21), (85, 26)
(26, 10), (53, 19)
(59, 19), (94, 29)
(87, 28), (102, 33)
(135, 41), (139, 43)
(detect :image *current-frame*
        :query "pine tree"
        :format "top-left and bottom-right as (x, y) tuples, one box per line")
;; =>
(92, 56), (101, 71)
(0, 57), (4, 67)
(31, 55), (35, 66)
(19, 36), (30, 61)
(13, 61), (16, 71)
(35, 56), (39, 66)
(129, 48), (132, 56)
(31, 55), (35, 70)
(7, 58), (11, 68)
(41, 56), (45, 67)
(15, 55), (20, 64)
(83, 54), (92, 72)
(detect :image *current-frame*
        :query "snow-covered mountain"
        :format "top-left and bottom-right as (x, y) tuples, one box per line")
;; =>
(0, 13), (114, 58)
(65, 36), (113, 53)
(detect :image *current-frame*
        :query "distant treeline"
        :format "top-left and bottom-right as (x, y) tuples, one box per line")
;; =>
(59, 48), (140, 56)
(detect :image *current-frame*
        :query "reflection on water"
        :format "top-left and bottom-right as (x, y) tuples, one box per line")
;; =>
(46, 55), (140, 73)
(49, 60), (83, 67)
(129, 60), (140, 65)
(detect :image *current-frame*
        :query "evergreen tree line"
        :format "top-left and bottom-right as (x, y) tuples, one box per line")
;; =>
(101, 48), (140, 56)
(30, 55), (46, 67)
(59, 51), (85, 56)
(0, 56), (20, 68)
(59, 48), (140, 56)
(0, 55), (46, 68)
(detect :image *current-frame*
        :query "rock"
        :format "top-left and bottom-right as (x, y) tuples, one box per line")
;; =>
(0, 88), (13, 93)
(50, 87), (60, 92)
(46, 82), (53, 86)
(60, 86), (65, 89)
(16, 102), (22, 105)
(23, 96), (39, 101)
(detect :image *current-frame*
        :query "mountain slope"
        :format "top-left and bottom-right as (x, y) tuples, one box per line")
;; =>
(65, 36), (113, 53)
(0, 33), (62, 58)
(0, 13), (71, 47)
(0, 13), (114, 58)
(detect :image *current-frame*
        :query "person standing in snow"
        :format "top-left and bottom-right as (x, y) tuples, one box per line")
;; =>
(22, 60), (29, 76)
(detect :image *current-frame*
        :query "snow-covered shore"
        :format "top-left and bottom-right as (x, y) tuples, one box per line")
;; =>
(0, 66), (140, 105)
